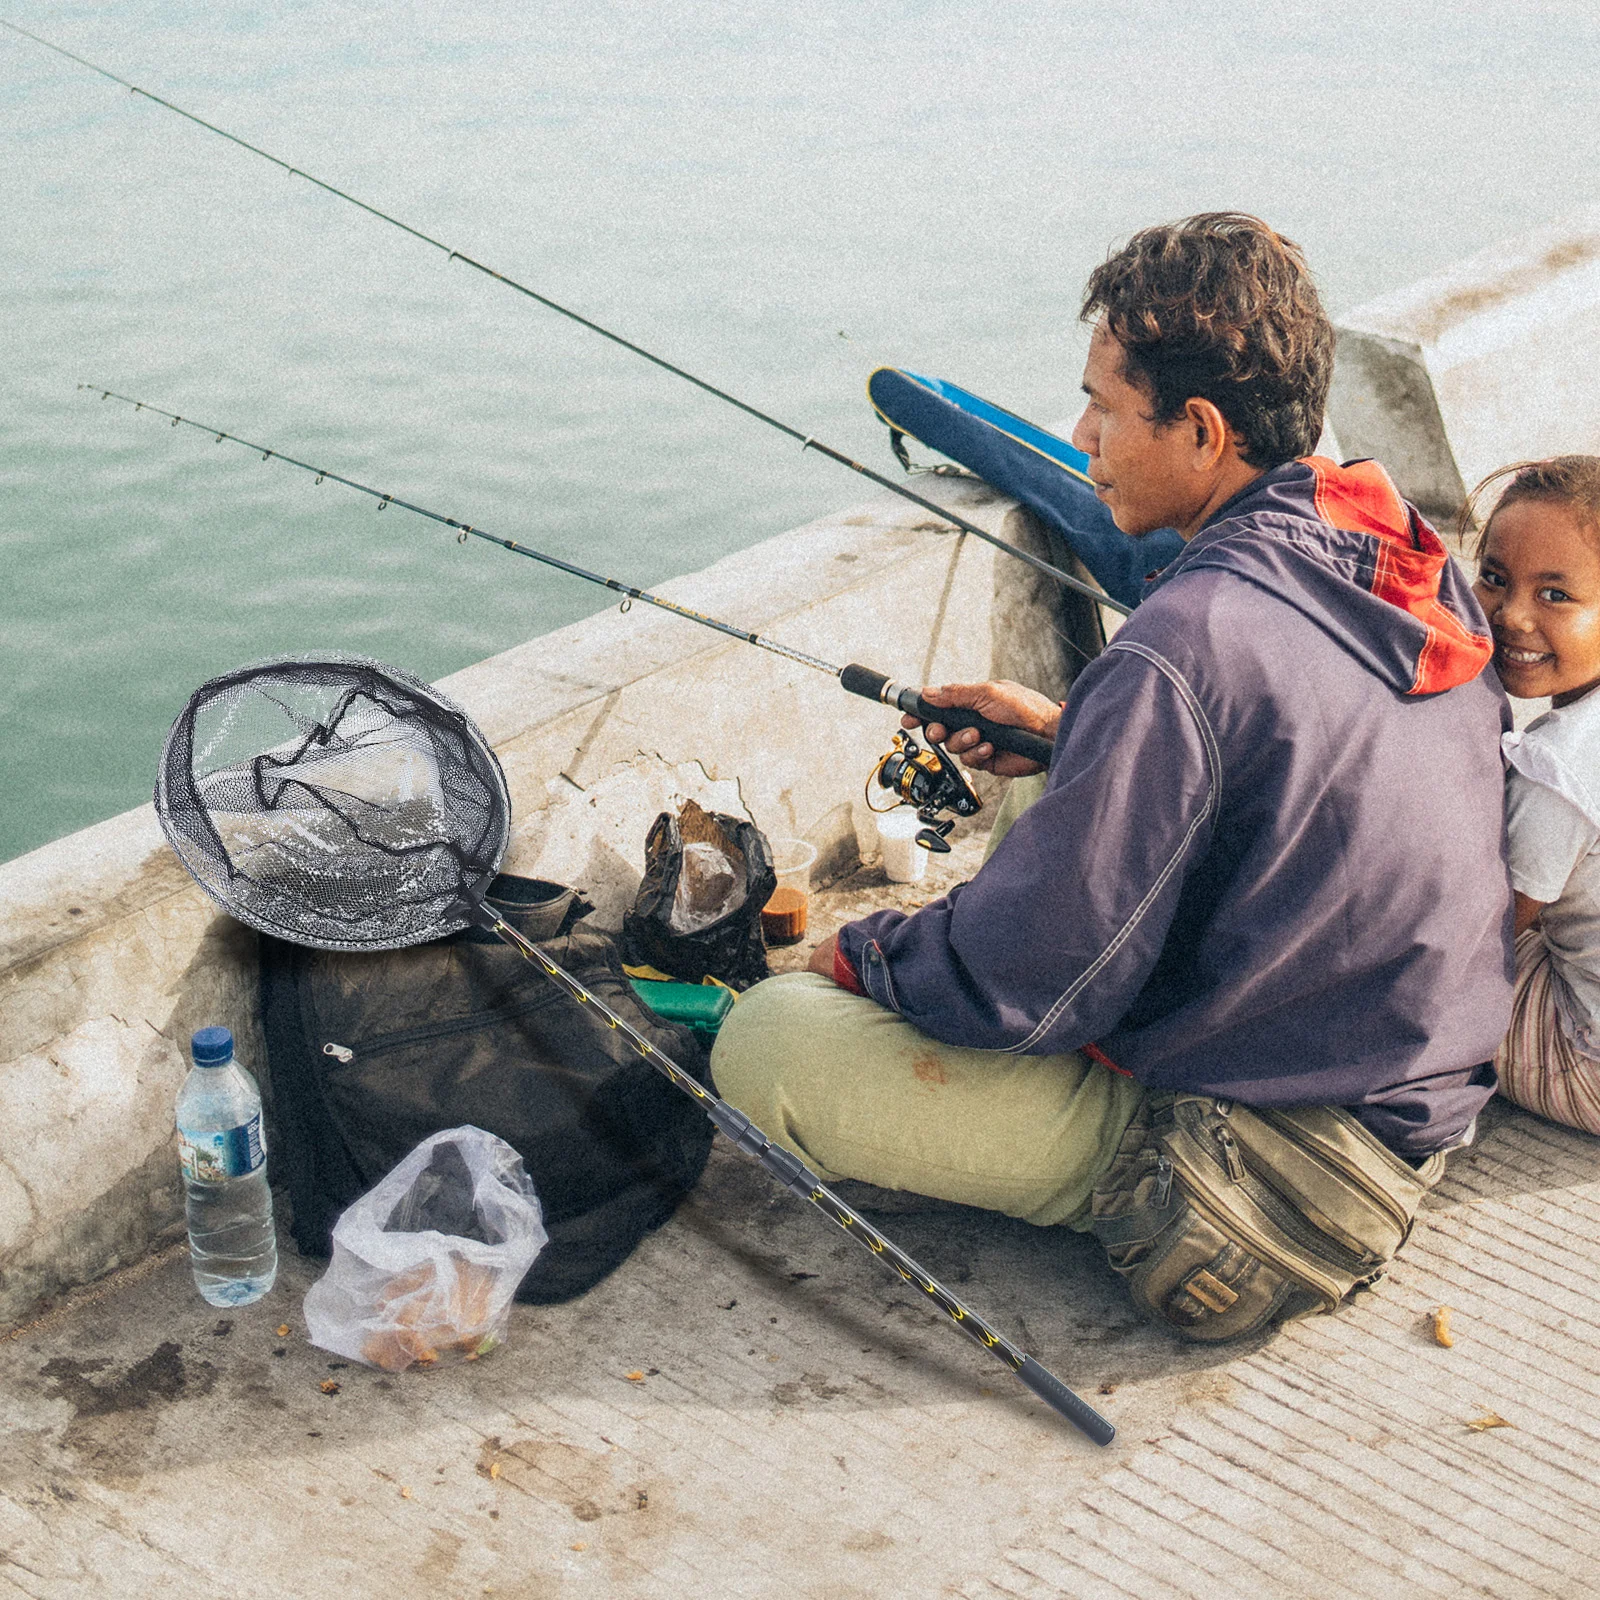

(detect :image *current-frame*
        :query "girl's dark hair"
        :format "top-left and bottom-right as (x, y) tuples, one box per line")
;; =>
(1462, 456), (1600, 557)
(1080, 212), (1334, 468)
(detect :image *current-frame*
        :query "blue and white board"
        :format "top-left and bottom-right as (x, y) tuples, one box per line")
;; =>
(867, 367), (1184, 610)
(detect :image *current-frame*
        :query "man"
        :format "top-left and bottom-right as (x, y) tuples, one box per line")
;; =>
(711, 213), (1510, 1241)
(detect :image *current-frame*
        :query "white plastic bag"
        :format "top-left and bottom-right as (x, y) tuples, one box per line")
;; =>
(669, 840), (744, 933)
(303, 1126), (547, 1372)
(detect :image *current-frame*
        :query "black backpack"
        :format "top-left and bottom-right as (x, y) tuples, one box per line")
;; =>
(259, 874), (715, 1303)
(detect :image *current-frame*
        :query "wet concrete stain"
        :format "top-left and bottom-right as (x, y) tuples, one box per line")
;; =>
(476, 1433), (662, 1533)
(415, 1528), (463, 1586)
(36, 1341), (218, 1478)
(772, 1371), (851, 1406)
(39, 1341), (213, 1420)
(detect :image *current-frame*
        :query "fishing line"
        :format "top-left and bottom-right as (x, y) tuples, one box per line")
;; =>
(7, 18), (1131, 619)
(83, 384), (1063, 764)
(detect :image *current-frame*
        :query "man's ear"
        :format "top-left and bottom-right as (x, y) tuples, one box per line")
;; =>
(1184, 397), (1234, 468)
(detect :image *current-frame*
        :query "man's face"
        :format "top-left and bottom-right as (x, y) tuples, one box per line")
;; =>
(1071, 321), (1202, 537)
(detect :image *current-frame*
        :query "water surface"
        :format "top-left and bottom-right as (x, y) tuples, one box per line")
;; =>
(4, 0), (1599, 860)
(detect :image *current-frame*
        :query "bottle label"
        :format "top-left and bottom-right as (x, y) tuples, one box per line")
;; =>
(178, 1114), (265, 1181)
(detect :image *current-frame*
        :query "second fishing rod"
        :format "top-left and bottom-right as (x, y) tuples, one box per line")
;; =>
(83, 385), (1058, 773)
(6, 18), (1130, 622)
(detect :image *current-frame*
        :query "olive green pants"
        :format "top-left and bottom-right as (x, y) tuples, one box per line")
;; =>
(709, 775), (1146, 1229)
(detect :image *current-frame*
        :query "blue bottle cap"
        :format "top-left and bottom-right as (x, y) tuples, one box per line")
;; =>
(191, 1026), (234, 1065)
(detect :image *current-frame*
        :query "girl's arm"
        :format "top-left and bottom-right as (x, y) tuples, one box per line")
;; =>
(1514, 892), (1548, 936)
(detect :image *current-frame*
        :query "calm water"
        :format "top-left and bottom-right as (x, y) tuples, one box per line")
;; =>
(4, 1), (1599, 862)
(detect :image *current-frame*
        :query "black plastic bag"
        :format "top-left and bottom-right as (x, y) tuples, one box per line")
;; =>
(621, 800), (776, 989)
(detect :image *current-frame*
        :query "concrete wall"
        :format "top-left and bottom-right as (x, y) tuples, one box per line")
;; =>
(1329, 207), (1600, 528)
(0, 475), (1078, 1330)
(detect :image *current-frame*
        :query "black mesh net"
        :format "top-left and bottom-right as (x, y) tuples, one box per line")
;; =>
(156, 657), (510, 951)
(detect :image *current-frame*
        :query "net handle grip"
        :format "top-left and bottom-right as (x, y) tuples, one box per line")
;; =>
(839, 664), (1055, 768)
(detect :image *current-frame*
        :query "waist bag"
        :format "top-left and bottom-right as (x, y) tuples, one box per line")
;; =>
(1089, 1092), (1445, 1342)
(260, 874), (715, 1304)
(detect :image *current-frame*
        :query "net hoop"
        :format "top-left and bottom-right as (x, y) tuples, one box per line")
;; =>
(155, 654), (511, 952)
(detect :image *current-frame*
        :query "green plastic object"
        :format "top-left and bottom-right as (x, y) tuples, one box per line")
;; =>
(628, 978), (734, 1041)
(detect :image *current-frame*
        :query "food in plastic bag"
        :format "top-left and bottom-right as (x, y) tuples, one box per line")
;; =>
(303, 1126), (547, 1372)
(621, 799), (776, 988)
(671, 841), (743, 933)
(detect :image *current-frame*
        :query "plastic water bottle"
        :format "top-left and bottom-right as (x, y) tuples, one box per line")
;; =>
(176, 1026), (278, 1307)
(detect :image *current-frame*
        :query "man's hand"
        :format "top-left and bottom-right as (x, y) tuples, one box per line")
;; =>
(907, 681), (1063, 777)
(808, 932), (840, 978)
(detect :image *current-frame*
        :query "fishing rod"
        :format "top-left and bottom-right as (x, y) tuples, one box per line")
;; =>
(8, 18), (1131, 620)
(83, 385), (1058, 770)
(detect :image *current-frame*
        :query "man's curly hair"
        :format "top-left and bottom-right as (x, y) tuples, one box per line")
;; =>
(1081, 213), (1334, 468)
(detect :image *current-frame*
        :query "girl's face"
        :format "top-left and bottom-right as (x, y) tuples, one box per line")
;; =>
(1475, 498), (1600, 705)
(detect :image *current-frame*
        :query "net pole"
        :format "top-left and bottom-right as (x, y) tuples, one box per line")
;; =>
(471, 900), (1115, 1446)
(9, 21), (1131, 617)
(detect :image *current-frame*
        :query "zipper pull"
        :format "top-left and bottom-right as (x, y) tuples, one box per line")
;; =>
(322, 1042), (354, 1064)
(1215, 1125), (1245, 1183)
(1153, 1153), (1174, 1209)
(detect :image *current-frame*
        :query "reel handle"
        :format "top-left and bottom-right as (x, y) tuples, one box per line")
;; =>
(840, 664), (1055, 769)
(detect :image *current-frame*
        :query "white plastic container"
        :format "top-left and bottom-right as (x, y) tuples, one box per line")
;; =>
(875, 809), (928, 884)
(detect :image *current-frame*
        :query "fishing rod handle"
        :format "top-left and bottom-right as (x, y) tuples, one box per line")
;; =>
(839, 664), (1056, 768)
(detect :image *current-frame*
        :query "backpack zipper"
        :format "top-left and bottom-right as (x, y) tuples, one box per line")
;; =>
(320, 990), (562, 1064)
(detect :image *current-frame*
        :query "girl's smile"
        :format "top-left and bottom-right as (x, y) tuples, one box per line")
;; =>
(1474, 498), (1600, 706)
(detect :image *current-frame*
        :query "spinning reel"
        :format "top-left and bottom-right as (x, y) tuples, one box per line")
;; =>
(866, 730), (981, 853)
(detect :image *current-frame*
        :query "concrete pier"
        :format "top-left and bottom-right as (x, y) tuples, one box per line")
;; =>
(4, 221), (1600, 1597)
(1329, 207), (1600, 527)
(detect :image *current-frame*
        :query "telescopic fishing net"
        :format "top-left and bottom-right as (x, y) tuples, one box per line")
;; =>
(154, 654), (1112, 1444)
(156, 657), (508, 950)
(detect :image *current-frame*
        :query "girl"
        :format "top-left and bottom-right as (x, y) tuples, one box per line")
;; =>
(1472, 455), (1600, 1134)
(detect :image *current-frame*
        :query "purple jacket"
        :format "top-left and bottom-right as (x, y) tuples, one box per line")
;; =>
(838, 459), (1512, 1155)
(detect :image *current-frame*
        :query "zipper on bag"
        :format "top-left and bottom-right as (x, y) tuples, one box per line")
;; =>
(1185, 1105), (1373, 1277)
(1214, 1124), (1246, 1183)
(318, 988), (565, 1065)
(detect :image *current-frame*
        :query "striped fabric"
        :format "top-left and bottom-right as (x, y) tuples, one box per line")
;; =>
(1496, 928), (1600, 1135)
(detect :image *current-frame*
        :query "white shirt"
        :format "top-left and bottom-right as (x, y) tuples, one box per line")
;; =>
(1504, 687), (1600, 1057)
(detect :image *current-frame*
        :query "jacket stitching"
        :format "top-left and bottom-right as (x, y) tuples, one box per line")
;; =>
(864, 938), (901, 1014)
(1002, 642), (1221, 1055)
